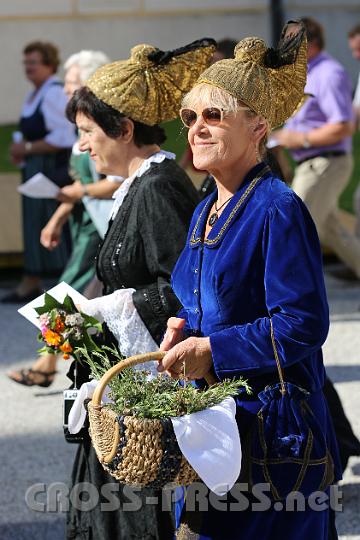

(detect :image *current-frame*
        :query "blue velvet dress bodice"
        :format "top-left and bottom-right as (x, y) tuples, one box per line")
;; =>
(172, 163), (330, 396)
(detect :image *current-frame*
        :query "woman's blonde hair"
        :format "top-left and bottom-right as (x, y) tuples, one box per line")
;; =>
(182, 83), (270, 158)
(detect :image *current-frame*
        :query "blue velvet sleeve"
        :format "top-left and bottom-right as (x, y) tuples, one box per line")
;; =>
(210, 192), (329, 379)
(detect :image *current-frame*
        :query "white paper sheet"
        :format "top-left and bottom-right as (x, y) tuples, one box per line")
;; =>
(82, 196), (113, 239)
(17, 172), (60, 199)
(18, 282), (87, 329)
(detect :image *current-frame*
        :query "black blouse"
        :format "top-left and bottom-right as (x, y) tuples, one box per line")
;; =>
(97, 158), (199, 345)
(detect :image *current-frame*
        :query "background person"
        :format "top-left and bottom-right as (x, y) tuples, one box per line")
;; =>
(3, 41), (77, 303)
(272, 18), (360, 469)
(348, 23), (360, 129)
(159, 21), (340, 539)
(273, 17), (360, 279)
(348, 23), (360, 238)
(7, 49), (117, 388)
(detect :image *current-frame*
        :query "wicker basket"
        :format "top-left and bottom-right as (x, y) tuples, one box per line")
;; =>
(88, 351), (216, 488)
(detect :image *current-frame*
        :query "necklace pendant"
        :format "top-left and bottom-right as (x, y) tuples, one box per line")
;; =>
(208, 212), (218, 227)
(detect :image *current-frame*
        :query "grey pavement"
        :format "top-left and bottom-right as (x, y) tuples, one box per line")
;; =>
(0, 266), (359, 540)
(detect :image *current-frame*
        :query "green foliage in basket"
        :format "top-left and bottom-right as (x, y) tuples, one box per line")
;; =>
(78, 346), (252, 419)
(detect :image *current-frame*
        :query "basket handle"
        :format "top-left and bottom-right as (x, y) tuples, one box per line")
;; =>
(92, 351), (218, 406)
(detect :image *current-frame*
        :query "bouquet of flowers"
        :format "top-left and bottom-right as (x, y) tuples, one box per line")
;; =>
(36, 293), (102, 360)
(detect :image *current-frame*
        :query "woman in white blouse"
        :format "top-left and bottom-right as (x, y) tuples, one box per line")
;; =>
(4, 41), (76, 303)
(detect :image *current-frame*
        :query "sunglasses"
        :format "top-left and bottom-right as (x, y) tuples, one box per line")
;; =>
(180, 107), (224, 128)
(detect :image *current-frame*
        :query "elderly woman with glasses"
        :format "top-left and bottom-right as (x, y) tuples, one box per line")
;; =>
(159, 22), (341, 540)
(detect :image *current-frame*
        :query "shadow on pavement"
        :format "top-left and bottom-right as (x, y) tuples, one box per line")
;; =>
(0, 432), (75, 538)
(336, 481), (360, 537)
(0, 519), (65, 540)
(325, 365), (360, 384)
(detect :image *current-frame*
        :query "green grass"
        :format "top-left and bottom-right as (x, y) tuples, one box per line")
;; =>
(0, 120), (188, 174)
(0, 124), (19, 173)
(1, 121), (359, 213)
(162, 117), (188, 160)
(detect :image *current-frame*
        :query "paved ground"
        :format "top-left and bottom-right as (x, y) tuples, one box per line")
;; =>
(0, 265), (359, 539)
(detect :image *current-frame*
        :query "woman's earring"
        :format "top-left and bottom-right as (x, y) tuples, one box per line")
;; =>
(255, 144), (262, 163)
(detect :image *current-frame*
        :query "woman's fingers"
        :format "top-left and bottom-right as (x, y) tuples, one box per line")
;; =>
(167, 317), (186, 330)
(157, 344), (183, 372)
(158, 337), (213, 380)
(159, 317), (186, 351)
(160, 328), (183, 351)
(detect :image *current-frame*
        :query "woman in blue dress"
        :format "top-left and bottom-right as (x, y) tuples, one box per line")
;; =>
(159, 21), (341, 540)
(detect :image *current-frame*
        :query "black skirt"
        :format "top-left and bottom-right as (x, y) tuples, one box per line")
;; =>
(66, 433), (176, 540)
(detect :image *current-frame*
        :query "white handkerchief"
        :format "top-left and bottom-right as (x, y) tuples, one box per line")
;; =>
(17, 172), (60, 199)
(68, 380), (113, 434)
(18, 281), (87, 329)
(171, 397), (241, 496)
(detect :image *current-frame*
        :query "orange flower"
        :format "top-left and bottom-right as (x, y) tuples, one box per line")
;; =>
(44, 329), (62, 347)
(54, 316), (65, 332)
(60, 341), (73, 360)
(60, 341), (73, 353)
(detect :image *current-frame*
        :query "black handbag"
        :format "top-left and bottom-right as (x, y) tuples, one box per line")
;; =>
(246, 319), (334, 500)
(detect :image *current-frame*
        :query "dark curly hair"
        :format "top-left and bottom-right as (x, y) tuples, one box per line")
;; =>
(66, 86), (166, 147)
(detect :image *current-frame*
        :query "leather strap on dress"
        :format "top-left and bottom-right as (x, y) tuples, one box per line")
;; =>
(269, 318), (286, 395)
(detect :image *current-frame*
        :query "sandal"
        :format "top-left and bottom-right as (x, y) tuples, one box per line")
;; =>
(7, 368), (57, 388)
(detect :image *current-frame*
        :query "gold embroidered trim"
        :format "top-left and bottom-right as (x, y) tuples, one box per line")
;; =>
(189, 165), (270, 246)
(251, 456), (329, 466)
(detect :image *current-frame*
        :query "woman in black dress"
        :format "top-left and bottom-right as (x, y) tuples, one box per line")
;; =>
(64, 39), (216, 540)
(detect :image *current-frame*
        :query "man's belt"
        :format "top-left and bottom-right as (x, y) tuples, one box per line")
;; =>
(297, 150), (347, 165)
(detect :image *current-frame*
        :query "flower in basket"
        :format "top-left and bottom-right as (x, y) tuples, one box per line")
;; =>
(35, 293), (103, 360)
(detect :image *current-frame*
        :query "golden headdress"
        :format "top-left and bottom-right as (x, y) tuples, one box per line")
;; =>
(86, 39), (216, 126)
(197, 20), (307, 128)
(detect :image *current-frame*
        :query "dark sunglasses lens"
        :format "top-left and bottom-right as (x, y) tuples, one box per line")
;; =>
(203, 108), (222, 124)
(181, 109), (197, 127)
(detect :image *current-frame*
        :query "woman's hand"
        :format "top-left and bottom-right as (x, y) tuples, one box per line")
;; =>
(10, 142), (26, 164)
(158, 336), (213, 380)
(40, 221), (62, 250)
(271, 128), (307, 149)
(57, 181), (84, 203)
(160, 317), (186, 352)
